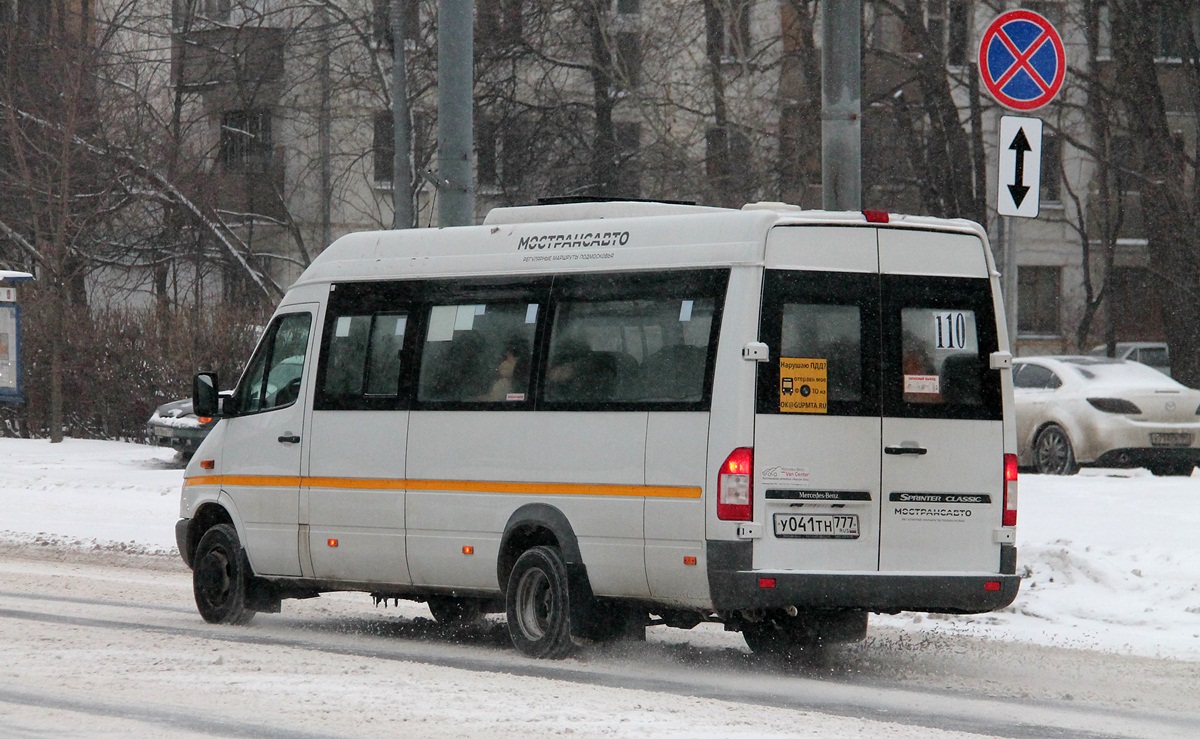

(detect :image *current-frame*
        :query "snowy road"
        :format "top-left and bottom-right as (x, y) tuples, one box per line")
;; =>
(1, 545), (1195, 738)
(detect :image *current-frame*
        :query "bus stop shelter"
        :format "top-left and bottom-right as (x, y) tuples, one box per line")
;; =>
(0, 270), (33, 403)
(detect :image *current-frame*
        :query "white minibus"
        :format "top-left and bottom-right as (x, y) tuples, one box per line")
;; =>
(178, 201), (1019, 659)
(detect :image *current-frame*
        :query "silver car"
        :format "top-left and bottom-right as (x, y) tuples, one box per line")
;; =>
(1014, 356), (1200, 476)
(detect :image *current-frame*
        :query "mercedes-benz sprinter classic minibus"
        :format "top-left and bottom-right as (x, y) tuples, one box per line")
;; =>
(177, 201), (1019, 659)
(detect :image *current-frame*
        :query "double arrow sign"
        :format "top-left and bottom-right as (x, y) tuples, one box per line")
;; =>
(998, 115), (1043, 218)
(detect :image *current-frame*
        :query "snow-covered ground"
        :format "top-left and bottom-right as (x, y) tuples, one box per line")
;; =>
(1, 436), (1196, 663)
(2, 437), (1198, 737)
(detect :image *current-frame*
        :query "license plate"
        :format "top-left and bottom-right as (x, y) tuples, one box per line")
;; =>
(773, 513), (859, 539)
(1150, 432), (1193, 447)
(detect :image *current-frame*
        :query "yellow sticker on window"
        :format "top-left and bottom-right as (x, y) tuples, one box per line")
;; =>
(780, 358), (828, 413)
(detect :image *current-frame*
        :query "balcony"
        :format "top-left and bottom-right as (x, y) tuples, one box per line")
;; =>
(173, 26), (286, 91)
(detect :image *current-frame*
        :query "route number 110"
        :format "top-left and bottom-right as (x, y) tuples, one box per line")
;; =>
(935, 312), (968, 350)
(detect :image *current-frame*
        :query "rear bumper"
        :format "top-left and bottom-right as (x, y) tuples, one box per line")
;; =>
(707, 541), (1020, 614)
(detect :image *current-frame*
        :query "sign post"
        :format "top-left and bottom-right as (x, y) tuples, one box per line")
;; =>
(979, 9), (1065, 336)
(979, 9), (1064, 219)
(0, 270), (33, 404)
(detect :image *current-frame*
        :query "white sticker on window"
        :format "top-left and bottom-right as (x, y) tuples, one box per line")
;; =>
(905, 374), (940, 395)
(679, 300), (694, 322)
(427, 306), (457, 342)
(335, 316), (352, 338)
(394, 316), (407, 336)
(525, 304), (539, 324)
(454, 305), (478, 331)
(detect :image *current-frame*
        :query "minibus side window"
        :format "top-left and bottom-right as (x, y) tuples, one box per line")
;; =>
(417, 302), (538, 404)
(323, 313), (408, 399)
(545, 296), (716, 405)
(233, 312), (311, 415)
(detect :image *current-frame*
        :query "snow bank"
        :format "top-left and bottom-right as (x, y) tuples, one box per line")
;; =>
(1, 437), (1197, 661)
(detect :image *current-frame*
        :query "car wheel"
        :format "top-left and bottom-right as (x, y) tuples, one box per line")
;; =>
(193, 523), (256, 625)
(427, 595), (485, 627)
(1034, 424), (1079, 475)
(1150, 459), (1195, 477)
(506, 546), (576, 659)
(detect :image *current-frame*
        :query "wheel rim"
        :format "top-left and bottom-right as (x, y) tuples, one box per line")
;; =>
(1036, 428), (1071, 474)
(196, 547), (232, 609)
(514, 567), (552, 641)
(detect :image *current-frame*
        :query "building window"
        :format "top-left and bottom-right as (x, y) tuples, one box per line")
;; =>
(476, 116), (505, 189)
(1109, 267), (1163, 339)
(706, 124), (753, 200)
(1017, 266), (1060, 336)
(478, 0), (522, 43)
(200, 0), (231, 22)
(1041, 132), (1061, 203)
(901, 0), (969, 62)
(373, 111), (394, 185)
(707, 0), (752, 60)
(1021, 1), (1063, 28)
(219, 109), (272, 173)
(615, 31), (641, 88)
(614, 121), (641, 197)
(1152, 4), (1190, 59)
(614, 0), (640, 14)
(373, 0), (420, 52)
(1092, 0), (1112, 58)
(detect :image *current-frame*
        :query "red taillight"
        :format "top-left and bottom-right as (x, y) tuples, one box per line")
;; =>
(717, 447), (753, 521)
(1003, 453), (1018, 527)
(863, 209), (890, 223)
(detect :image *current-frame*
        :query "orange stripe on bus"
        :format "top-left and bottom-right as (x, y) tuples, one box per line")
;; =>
(184, 475), (700, 499)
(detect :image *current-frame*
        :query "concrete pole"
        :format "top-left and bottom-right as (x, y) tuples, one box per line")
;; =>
(391, 0), (415, 229)
(437, 0), (475, 226)
(821, 0), (861, 211)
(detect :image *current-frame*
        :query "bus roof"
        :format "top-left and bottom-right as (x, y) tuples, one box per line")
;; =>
(293, 202), (987, 289)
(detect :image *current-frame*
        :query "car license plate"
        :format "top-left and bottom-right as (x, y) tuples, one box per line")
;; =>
(773, 513), (859, 539)
(1150, 432), (1193, 447)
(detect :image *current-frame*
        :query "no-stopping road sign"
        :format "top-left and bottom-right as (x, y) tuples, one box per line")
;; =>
(978, 10), (1065, 111)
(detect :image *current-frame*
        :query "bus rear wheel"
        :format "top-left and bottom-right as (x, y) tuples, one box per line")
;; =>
(506, 546), (576, 659)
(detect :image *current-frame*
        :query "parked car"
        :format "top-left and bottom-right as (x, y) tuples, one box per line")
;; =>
(1088, 341), (1170, 376)
(1014, 355), (1200, 476)
(147, 396), (217, 457)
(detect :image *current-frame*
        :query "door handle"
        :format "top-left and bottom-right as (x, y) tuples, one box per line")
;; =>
(885, 445), (927, 455)
(278, 434), (301, 444)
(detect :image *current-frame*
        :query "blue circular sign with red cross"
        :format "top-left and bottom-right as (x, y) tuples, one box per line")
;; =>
(978, 10), (1065, 111)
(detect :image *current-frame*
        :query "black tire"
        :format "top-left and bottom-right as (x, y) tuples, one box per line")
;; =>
(427, 595), (485, 626)
(1034, 424), (1079, 475)
(505, 546), (576, 659)
(1150, 459), (1195, 477)
(192, 523), (256, 625)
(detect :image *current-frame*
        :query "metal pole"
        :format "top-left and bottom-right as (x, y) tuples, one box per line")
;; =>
(437, 0), (475, 227)
(1004, 215), (1019, 339)
(391, 0), (415, 229)
(319, 4), (333, 244)
(821, 0), (861, 211)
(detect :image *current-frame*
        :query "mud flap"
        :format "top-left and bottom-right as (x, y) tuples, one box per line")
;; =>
(565, 562), (604, 641)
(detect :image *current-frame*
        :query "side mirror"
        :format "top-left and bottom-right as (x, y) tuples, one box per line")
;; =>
(193, 372), (221, 418)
